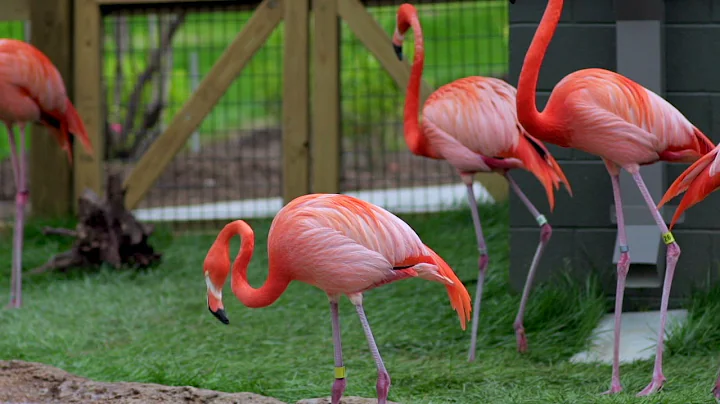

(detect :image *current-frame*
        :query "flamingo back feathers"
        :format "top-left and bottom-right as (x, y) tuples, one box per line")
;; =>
(423, 77), (522, 159)
(553, 68), (712, 165)
(272, 194), (471, 328)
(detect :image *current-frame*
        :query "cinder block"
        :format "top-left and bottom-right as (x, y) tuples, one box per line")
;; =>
(509, 0), (573, 24)
(712, 0), (720, 21)
(665, 93), (713, 135)
(509, 228), (720, 310)
(509, 161), (612, 228)
(666, 26), (720, 92)
(509, 26), (616, 92)
(665, 0), (711, 23)
(572, 0), (615, 23)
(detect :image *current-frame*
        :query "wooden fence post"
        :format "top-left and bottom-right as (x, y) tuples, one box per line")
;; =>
(73, 0), (104, 209)
(29, 0), (73, 217)
(282, 0), (311, 203)
(311, 0), (340, 194)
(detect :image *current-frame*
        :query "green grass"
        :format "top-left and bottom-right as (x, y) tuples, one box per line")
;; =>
(1, 203), (719, 402)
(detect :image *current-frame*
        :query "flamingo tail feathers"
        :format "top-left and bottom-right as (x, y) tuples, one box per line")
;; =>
(658, 146), (720, 229)
(41, 99), (94, 164)
(513, 134), (573, 211)
(694, 126), (716, 155)
(423, 244), (472, 330)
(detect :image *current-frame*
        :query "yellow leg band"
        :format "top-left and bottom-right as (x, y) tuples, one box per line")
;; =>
(334, 366), (346, 379)
(662, 232), (675, 245)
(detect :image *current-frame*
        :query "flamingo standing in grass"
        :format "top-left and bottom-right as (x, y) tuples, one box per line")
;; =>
(0, 39), (94, 309)
(511, 0), (715, 395)
(203, 193), (472, 404)
(391, 3), (572, 360)
(657, 144), (720, 399)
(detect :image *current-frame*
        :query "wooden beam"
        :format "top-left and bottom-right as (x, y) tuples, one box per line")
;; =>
(311, 0), (340, 194)
(74, 0), (104, 208)
(123, 0), (284, 210)
(338, 0), (433, 104)
(282, 0), (310, 202)
(0, 0), (29, 21)
(29, 0), (73, 218)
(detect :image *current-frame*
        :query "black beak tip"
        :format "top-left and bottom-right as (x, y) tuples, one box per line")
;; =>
(509, 0), (516, 4)
(209, 306), (230, 325)
(393, 44), (403, 61)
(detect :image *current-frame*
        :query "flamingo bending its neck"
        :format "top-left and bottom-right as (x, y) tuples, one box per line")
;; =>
(392, 3), (572, 360)
(0, 39), (94, 309)
(203, 193), (472, 404)
(512, 0), (714, 396)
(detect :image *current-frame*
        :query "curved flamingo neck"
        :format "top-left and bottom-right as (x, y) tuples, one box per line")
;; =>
(516, 0), (564, 137)
(399, 9), (437, 159)
(215, 220), (289, 309)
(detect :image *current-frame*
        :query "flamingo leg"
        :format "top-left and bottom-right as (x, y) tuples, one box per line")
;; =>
(505, 172), (552, 354)
(463, 174), (489, 362)
(329, 300), (347, 404)
(602, 174), (629, 395)
(713, 365), (720, 399)
(630, 170), (680, 397)
(6, 123), (27, 309)
(353, 297), (390, 404)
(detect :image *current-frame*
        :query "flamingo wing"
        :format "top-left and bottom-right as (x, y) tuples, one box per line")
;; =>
(423, 76), (522, 159)
(270, 194), (471, 329)
(557, 69), (710, 167)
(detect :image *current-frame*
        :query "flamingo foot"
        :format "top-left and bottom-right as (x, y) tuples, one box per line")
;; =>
(712, 384), (720, 401)
(637, 375), (665, 396)
(601, 383), (623, 395)
(5, 299), (20, 310)
(514, 324), (528, 353)
(331, 378), (346, 404)
(376, 371), (390, 404)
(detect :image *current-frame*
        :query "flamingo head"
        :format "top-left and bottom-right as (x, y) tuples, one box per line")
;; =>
(204, 248), (231, 325)
(393, 3), (417, 61)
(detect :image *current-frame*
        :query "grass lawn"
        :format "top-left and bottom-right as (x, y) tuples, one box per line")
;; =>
(1, 203), (719, 403)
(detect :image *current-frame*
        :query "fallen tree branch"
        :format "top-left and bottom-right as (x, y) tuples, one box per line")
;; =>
(31, 173), (162, 275)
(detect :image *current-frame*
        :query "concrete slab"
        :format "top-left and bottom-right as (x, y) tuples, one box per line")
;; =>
(570, 309), (688, 364)
(133, 182), (493, 222)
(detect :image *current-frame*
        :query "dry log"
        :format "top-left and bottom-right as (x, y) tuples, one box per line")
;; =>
(30, 174), (162, 274)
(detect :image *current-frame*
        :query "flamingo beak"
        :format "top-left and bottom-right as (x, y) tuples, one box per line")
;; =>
(393, 43), (403, 61)
(206, 275), (229, 325)
(209, 306), (229, 325)
(509, 0), (516, 4)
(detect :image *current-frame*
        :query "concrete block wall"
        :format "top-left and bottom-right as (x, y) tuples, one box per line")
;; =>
(507, 0), (720, 310)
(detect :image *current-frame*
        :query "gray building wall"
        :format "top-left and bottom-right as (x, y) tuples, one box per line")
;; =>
(507, 0), (720, 309)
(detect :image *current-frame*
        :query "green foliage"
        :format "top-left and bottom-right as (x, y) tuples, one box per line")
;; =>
(5, 204), (717, 403)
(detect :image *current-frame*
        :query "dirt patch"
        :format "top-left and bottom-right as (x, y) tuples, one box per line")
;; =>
(0, 360), (398, 404)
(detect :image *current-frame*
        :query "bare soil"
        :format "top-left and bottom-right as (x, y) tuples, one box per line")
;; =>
(0, 360), (398, 404)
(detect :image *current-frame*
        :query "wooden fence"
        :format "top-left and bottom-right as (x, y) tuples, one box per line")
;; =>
(18, 0), (509, 221)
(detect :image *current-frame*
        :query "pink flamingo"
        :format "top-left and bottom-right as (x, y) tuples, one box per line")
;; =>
(657, 144), (720, 399)
(0, 39), (94, 309)
(391, 3), (572, 360)
(512, 0), (715, 395)
(203, 193), (472, 404)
